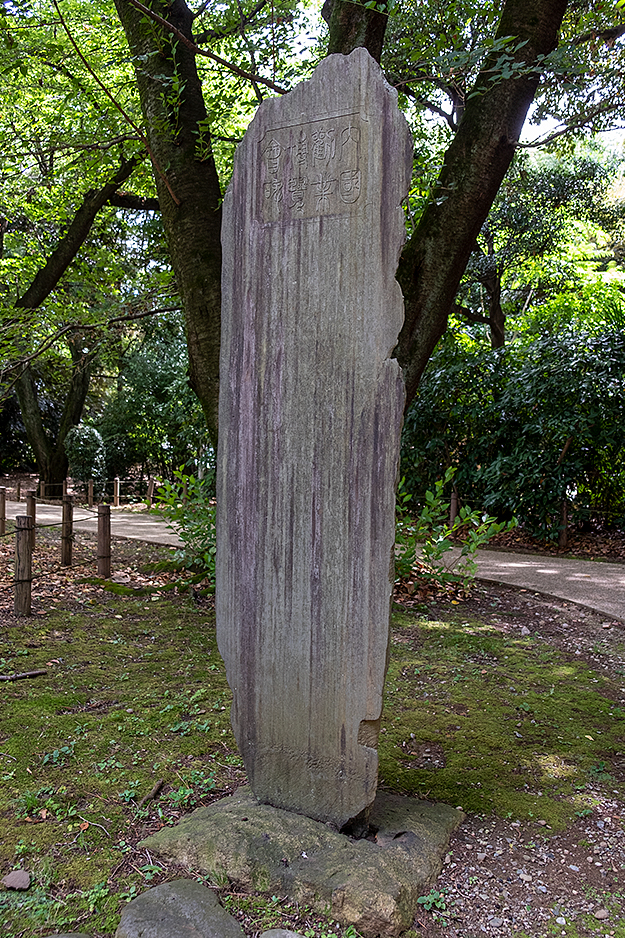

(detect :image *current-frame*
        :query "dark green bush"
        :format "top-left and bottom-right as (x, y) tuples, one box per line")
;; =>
(401, 328), (625, 541)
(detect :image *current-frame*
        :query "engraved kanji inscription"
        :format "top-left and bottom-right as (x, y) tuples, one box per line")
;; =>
(260, 112), (364, 222)
(339, 169), (361, 203)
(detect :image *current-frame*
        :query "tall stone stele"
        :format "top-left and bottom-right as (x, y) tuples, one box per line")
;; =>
(217, 48), (413, 831)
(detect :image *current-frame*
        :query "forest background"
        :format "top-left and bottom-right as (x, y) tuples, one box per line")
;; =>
(1, 0), (625, 543)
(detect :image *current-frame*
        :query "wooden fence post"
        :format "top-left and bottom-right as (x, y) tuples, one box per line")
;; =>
(14, 515), (33, 616)
(88, 479), (94, 508)
(61, 495), (73, 567)
(98, 504), (111, 578)
(63, 479), (68, 496)
(449, 489), (459, 526)
(146, 478), (155, 509)
(114, 477), (120, 507)
(558, 499), (568, 550)
(16, 481), (21, 502)
(0, 486), (5, 537)
(25, 490), (36, 549)
(40, 481), (46, 499)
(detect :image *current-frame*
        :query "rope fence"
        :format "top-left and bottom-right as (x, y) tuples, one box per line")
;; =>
(1, 475), (161, 509)
(0, 485), (119, 614)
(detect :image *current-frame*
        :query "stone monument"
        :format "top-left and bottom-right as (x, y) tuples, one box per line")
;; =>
(143, 52), (463, 934)
(216, 48), (413, 830)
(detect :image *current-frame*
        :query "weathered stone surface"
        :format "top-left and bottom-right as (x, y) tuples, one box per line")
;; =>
(115, 879), (245, 938)
(217, 48), (413, 829)
(141, 788), (462, 937)
(1, 869), (30, 890)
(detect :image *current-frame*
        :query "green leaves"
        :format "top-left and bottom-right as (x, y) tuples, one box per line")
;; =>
(401, 324), (625, 542)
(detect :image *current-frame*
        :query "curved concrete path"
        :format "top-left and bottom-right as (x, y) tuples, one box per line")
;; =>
(4, 500), (181, 548)
(470, 549), (625, 622)
(5, 500), (625, 620)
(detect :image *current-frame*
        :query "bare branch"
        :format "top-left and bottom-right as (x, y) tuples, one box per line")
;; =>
(394, 80), (457, 129)
(572, 23), (625, 46)
(452, 303), (490, 326)
(126, 0), (287, 95)
(109, 192), (160, 211)
(518, 100), (625, 148)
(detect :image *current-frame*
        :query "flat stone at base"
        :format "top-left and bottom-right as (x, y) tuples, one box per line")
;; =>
(115, 879), (245, 938)
(141, 788), (463, 937)
(1, 869), (30, 890)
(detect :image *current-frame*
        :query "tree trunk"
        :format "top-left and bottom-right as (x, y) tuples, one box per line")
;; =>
(324, 0), (388, 63)
(112, 0), (224, 448)
(12, 158), (143, 489)
(16, 336), (94, 489)
(488, 278), (506, 349)
(394, 0), (568, 406)
(112, 0), (569, 430)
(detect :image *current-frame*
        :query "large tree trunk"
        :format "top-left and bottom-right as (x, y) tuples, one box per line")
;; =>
(113, 0), (569, 430)
(13, 156), (144, 489)
(112, 0), (223, 448)
(393, 0), (568, 404)
(16, 338), (93, 489)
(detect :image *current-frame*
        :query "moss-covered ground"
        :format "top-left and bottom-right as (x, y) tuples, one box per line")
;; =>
(1, 530), (625, 937)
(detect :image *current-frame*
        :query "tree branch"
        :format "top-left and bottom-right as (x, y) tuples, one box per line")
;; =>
(0, 307), (182, 397)
(573, 23), (625, 46)
(126, 0), (287, 94)
(109, 191), (161, 210)
(518, 100), (625, 148)
(452, 303), (490, 325)
(51, 0), (181, 205)
(16, 155), (146, 311)
(194, 0), (267, 41)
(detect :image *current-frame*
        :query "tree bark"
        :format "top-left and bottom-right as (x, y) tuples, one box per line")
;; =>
(395, 0), (568, 405)
(16, 337), (94, 488)
(112, 0), (224, 448)
(13, 156), (143, 487)
(324, 0), (388, 63)
(111, 0), (569, 432)
(15, 156), (141, 311)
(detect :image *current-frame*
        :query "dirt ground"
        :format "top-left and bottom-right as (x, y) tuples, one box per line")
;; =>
(2, 517), (625, 936)
(407, 583), (625, 937)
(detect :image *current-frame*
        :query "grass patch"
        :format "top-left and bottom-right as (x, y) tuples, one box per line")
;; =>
(1, 583), (624, 934)
(379, 608), (625, 826)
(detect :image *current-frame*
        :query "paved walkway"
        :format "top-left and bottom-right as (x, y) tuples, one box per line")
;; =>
(4, 500), (181, 548)
(4, 500), (625, 620)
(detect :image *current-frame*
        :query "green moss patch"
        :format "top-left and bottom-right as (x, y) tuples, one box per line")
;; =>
(379, 608), (625, 827)
(2, 568), (624, 935)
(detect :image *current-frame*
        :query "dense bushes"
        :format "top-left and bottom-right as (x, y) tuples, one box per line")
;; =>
(64, 425), (107, 495)
(401, 327), (625, 541)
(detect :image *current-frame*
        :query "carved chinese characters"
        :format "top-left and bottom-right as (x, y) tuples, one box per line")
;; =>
(260, 115), (363, 221)
(217, 49), (413, 829)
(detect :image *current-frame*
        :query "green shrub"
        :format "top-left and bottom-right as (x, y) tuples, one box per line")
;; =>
(396, 469), (515, 590)
(155, 468), (216, 583)
(64, 425), (107, 495)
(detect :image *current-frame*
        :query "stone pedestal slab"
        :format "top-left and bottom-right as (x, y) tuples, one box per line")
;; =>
(140, 788), (462, 937)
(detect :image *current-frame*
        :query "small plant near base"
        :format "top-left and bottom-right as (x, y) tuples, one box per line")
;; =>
(417, 888), (447, 913)
(396, 468), (516, 591)
(154, 468), (216, 584)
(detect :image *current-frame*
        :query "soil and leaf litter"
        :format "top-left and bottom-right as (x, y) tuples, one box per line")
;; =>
(1, 520), (625, 937)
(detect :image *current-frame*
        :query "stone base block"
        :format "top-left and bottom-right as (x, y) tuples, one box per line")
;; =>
(140, 788), (463, 937)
